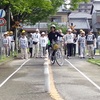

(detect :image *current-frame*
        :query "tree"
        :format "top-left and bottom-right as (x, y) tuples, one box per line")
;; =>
(66, 0), (89, 10)
(0, 0), (64, 25)
(0, 0), (90, 29)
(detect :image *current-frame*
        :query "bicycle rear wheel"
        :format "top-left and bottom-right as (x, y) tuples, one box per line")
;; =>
(55, 49), (64, 66)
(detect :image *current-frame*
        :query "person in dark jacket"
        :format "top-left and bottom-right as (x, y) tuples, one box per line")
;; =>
(48, 25), (63, 59)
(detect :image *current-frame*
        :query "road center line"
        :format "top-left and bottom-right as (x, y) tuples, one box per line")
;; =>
(65, 59), (100, 91)
(0, 59), (30, 88)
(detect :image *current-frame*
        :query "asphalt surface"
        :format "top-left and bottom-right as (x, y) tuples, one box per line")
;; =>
(52, 56), (100, 100)
(0, 58), (53, 100)
(0, 55), (100, 100)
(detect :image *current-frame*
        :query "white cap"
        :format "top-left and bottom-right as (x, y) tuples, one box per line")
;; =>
(51, 24), (56, 28)
(36, 28), (39, 32)
(4, 32), (8, 34)
(68, 29), (72, 32)
(82, 31), (85, 34)
(41, 32), (45, 35)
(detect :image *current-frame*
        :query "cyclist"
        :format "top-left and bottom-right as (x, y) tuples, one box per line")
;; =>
(48, 25), (63, 60)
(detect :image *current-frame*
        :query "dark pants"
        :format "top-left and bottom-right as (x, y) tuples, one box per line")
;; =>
(73, 44), (76, 56)
(78, 44), (80, 56)
(64, 44), (67, 55)
(29, 48), (32, 57)
(67, 43), (73, 57)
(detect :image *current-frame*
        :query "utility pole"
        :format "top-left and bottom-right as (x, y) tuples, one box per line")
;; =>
(7, 4), (10, 31)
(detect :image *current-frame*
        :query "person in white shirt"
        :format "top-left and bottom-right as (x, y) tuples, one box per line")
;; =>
(39, 32), (48, 57)
(19, 32), (28, 59)
(32, 28), (40, 58)
(73, 29), (77, 56)
(2, 32), (9, 57)
(78, 31), (86, 58)
(97, 34), (100, 55)
(94, 37), (97, 55)
(7, 31), (15, 56)
(58, 29), (64, 53)
(86, 30), (95, 59)
(77, 29), (83, 57)
(64, 29), (74, 58)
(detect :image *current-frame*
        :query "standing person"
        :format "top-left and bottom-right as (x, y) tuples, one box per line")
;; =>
(73, 29), (77, 56)
(64, 33), (67, 56)
(64, 29), (74, 58)
(58, 29), (64, 53)
(32, 29), (40, 58)
(78, 29), (83, 57)
(2, 32), (9, 57)
(28, 33), (33, 58)
(78, 31), (86, 58)
(19, 32), (28, 59)
(86, 30), (95, 59)
(97, 33), (100, 55)
(7, 31), (15, 56)
(58, 29), (64, 44)
(94, 37), (97, 55)
(39, 32), (48, 58)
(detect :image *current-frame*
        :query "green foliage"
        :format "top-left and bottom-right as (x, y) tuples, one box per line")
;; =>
(0, 0), (64, 24)
(70, 0), (89, 10)
(0, 0), (90, 25)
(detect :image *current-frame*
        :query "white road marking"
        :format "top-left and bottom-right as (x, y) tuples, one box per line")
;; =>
(65, 59), (100, 91)
(0, 59), (30, 88)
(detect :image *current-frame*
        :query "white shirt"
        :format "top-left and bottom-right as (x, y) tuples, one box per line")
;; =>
(78, 36), (86, 47)
(64, 33), (74, 44)
(19, 37), (28, 48)
(32, 33), (40, 42)
(97, 36), (100, 45)
(57, 33), (64, 42)
(3, 37), (9, 46)
(7, 36), (12, 47)
(10, 36), (14, 41)
(39, 36), (48, 47)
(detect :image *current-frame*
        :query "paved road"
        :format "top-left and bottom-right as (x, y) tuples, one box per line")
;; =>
(52, 56), (100, 100)
(0, 58), (53, 100)
(0, 56), (100, 100)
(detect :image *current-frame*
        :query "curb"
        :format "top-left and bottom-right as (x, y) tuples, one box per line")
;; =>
(0, 58), (14, 66)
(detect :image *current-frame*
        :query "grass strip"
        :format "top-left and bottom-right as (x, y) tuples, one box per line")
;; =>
(88, 59), (100, 66)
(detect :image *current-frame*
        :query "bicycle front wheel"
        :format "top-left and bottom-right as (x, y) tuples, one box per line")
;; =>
(55, 49), (64, 66)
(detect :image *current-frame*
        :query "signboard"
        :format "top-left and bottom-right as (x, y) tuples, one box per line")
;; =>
(0, 9), (6, 18)
(0, 18), (6, 26)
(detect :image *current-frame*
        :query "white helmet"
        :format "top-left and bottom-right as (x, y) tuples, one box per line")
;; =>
(41, 32), (45, 35)
(68, 29), (72, 32)
(51, 24), (56, 28)
(36, 28), (39, 32)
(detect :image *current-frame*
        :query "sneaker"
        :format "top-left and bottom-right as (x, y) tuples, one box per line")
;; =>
(92, 57), (95, 59)
(67, 56), (71, 59)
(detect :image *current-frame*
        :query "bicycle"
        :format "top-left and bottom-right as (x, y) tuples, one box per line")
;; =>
(49, 42), (64, 66)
